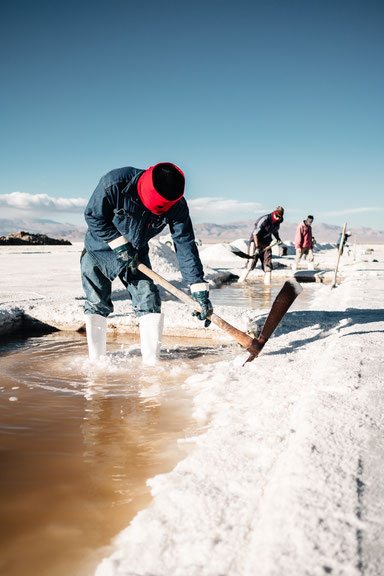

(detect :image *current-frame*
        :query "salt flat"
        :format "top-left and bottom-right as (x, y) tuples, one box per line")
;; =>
(1, 241), (384, 576)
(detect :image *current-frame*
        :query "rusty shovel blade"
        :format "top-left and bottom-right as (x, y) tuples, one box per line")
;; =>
(243, 279), (303, 365)
(244, 335), (268, 364)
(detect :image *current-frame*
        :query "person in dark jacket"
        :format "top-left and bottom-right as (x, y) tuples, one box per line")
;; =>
(336, 230), (351, 255)
(239, 206), (284, 284)
(81, 163), (212, 363)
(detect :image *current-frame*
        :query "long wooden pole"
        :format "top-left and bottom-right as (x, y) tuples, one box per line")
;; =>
(332, 222), (347, 288)
(138, 262), (303, 363)
(136, 262), (254, 350)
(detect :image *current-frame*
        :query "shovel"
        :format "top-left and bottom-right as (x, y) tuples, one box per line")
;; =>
(137, 262), (303, 364)
(331, 221), (347, 288)
(237, 241), (279, 283)
(230, 241), (278, 260)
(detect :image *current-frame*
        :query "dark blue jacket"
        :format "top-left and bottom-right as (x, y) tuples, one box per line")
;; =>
(337, 233), (349, 246)
(84, 166), (205, 284)
(250, 213), (281, 245)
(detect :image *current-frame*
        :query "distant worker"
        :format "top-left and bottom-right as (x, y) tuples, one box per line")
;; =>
(336, 230), (352, 255)
(239, 206), (284, 284)
(292, 215), (316, 271)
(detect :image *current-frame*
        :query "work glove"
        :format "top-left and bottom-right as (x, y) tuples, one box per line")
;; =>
(112, 242), (138, 274)
(190, 283), (213, 328)
(277, 239), (283, 245)
(254, 247), (261, 257)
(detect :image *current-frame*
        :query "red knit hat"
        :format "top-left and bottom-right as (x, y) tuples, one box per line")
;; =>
(272, 206), (284, 222)
(138, 163), (185, 215)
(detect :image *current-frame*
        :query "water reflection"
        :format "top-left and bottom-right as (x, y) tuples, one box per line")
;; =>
(210, 278), (318, 311)
(0, 334), (209, 576)
(81, 379), (163, 507)
(211, 280), (280, 309)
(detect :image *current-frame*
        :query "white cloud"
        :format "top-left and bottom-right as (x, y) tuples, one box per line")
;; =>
(0, 192), (87, 213)
(188, 197), (263, 215)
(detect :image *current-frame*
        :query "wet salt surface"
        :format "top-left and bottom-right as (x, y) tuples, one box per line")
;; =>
(0, 332), (233, 576)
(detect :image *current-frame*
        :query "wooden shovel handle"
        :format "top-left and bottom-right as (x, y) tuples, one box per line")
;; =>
(136, 262), (253, 350)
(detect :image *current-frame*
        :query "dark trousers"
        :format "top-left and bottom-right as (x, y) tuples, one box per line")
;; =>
(248, 242), (273, 272)
(80, 252), (161, 317)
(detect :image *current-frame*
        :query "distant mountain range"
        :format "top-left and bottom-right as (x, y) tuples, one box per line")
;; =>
(0, 217), (383, 244)
(0, 218), (86, 242)
(193, 220), (384, 244)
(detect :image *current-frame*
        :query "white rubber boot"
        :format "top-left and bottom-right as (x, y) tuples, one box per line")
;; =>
(308, 262), (314, 270)
(139, 313), (164, 366)
(264, 271), (271, 285)
(291, 262), (297, 272)
(85, 314), (107, 360)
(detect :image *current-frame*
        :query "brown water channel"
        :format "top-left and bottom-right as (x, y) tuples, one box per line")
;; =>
(0, 278), (320, 576)
(209, 276), (320, 309)
(0, 332), (227, 576)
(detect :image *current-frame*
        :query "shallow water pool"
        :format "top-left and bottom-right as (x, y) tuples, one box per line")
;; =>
(0, 332), (230, 576)
(210, 277), (320, 310)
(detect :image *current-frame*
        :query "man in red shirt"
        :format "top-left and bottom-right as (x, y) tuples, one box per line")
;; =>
(293, 215), (315, 271)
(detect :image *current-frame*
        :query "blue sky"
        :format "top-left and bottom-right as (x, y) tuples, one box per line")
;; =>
(0, 0), (383, 229)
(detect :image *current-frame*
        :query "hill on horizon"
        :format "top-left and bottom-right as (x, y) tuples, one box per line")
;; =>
(0, 218), (86, 242)
(193, 219), (384, 245)
(0, 217), (383, 245)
